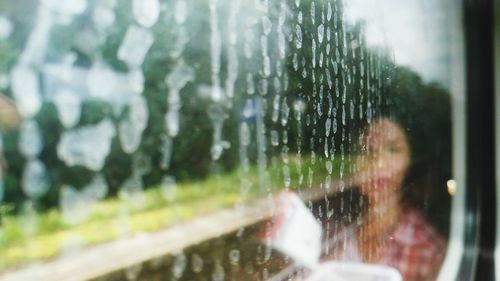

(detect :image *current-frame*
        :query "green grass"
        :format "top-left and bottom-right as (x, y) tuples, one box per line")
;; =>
(0, 155), (348, 272)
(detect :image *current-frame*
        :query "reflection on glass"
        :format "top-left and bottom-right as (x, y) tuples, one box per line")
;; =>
(321, 118), (447, 281)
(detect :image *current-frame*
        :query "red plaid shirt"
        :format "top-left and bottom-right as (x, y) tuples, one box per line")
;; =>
(379, 209), (446, 281)
(322, 209), (446, 281)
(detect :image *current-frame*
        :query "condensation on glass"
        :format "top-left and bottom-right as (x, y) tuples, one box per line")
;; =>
(0, 0), (455, 281)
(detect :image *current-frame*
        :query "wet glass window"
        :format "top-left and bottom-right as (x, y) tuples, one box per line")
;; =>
(0, 0), (460, 280)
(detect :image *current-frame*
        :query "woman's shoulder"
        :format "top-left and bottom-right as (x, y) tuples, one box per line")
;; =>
(381, 209), (447, 281)
(392, 208), (446, 249)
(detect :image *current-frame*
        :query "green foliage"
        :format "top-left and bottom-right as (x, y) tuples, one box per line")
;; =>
(0, 0), (451, 237)
(0, 155), (333, 271)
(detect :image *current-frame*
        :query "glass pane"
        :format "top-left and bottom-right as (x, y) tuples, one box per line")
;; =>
(0, 0), (461, 280)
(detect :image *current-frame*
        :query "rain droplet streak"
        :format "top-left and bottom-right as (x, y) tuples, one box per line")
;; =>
(283, 164), (291, 188)
(295, 25), (302, 49)
(271, 130), (279, 146)
(210, 0), (222, 103)
(272, 95), (280, 123)
(255, 98), (268, 192)
(310, 1), (316, 25)
(239, 121), (251, 194)
(119, 95), (149, 154)
(280, 98), (290, 127)
(208, 104), (230, 161)
(225, 0), (240, 99)
(317, 24), (325, 43)
(161, 136), (173, 170)
(325, 118), (331, 137)
(165, 64), (194, 137)
(277, 3), (287, 59)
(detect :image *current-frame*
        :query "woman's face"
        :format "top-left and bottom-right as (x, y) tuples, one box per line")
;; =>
(354, 118), (411, 202)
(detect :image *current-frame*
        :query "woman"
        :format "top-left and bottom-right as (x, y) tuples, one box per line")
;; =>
(323, 117), (447, 281)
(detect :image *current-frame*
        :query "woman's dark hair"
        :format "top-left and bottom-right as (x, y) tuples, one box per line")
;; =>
(376, 67), (453, 237)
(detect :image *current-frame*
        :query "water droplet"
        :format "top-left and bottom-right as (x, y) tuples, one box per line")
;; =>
(60, 185), (92, 224)
(92, 3), (115, 33)
(240, 122), (251, 147)
(119, 95), (149, 154)
(22, 159), (49, 199)
(191, 253), (204, 273)
(0, 176), (4, 202)
(327, 3), (332, 21)
(127, 69), (145, 94)
(57, 119), (116, 171)
(118, 25), (154, 68)
(0, 16), (13, 39)
(172, 253), (187, 278)
(53, 88), (81, 128)
(229, 249), (240, 265)
(310, 1), (316, 24)
(161, 176), (176, 202)
(20, 201), (38, 235)
(43, 0), (87, 15)
(161, 136), (173, 170)
(125, 263), (142, 281)
(208, 104), (229, 161)
(165, 64), (194, 137)
(271, 130), (279, 146)
(87, 62), (120, 101)
(317, 24), (324, 43)
(119, 173), (144, 208)
(280, 98), (289, 126)
(292, 53), (299, 71)
(83, 174), (108, 201)
(326, 161), (333, 175)
(212, 262), (225, 281)
(19, 120), (43, 158)
(261, 16), (272, 35)
(246, 73), (255, 95)
(174, 0), (188, 24)
(295, 25), (302, 49)
(132, 0), (160, 28)
(325, 118), (331, 137)
(283, 165), (291, 188)
(11, 65), (41, 118)
(132, 153), (152, 176)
